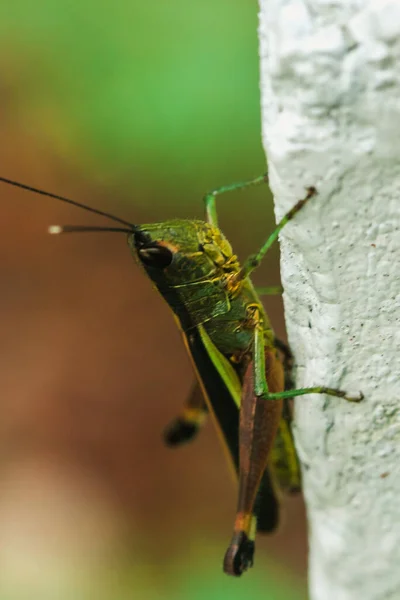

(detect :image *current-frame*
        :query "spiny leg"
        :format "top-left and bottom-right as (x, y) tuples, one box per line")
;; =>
(249, 324), (363, 502)
(164, 381), (208, 447)
(223, 308), (283, 577)
(262, 386), (364, 403)
(203, 174), (268, 228)
(238, 186), (317, 281)
(270, 338), (363, 402)
(257, 335), (362, 402)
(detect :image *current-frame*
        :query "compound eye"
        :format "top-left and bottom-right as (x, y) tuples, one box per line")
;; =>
(138, 244), (173, 268)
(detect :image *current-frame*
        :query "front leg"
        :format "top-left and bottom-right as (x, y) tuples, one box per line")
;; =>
(203, 174), (268, 228)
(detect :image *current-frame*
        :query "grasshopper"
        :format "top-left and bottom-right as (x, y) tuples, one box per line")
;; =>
(1, 174), (363, 576)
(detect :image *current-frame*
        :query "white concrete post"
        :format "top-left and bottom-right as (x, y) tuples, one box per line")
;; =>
(258, 2), (400, 599)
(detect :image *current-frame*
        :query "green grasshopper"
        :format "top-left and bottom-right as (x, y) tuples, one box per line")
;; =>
(1, 174), (363, 576)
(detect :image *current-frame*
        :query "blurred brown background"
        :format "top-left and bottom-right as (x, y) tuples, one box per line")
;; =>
(0, 2), (307, 599)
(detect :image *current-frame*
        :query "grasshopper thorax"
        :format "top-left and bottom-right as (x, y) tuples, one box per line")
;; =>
(129, 219), (239, 287)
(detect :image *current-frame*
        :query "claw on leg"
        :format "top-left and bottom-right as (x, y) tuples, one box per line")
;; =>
(341, 390), (364, 403)
(223, 530), (255, 577)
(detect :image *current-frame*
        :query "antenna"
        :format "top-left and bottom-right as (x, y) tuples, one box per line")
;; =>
(0, 176), (137, 230)
(49, 225), (133, 235)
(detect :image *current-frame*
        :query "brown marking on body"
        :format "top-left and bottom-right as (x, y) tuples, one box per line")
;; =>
(224, 348), (285, 575)
(236, 349), (284, 523)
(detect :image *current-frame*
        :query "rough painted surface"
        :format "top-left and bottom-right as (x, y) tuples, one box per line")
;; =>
(258, 1), (400, 599)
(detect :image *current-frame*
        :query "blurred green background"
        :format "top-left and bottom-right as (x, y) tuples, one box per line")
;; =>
(0, 2), (307, 599)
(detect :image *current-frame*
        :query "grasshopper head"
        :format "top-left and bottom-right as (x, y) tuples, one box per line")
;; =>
(0, 177), (234, 288)
(129, 219), (236, 286)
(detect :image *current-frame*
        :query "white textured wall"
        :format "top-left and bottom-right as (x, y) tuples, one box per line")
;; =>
(258, 1), (400, 599)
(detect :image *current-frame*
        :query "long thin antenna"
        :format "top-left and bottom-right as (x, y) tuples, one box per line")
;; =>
(49, 225), (133, 235)
(0, 175), (136, 229)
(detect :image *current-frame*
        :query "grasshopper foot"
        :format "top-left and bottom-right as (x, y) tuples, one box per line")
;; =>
(342, 390), (364, 403)
(163, 419), (199, 446)
(223, 532), (255, 577)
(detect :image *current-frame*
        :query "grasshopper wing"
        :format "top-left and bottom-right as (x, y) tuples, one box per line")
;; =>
(183, 324), (280, 533)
